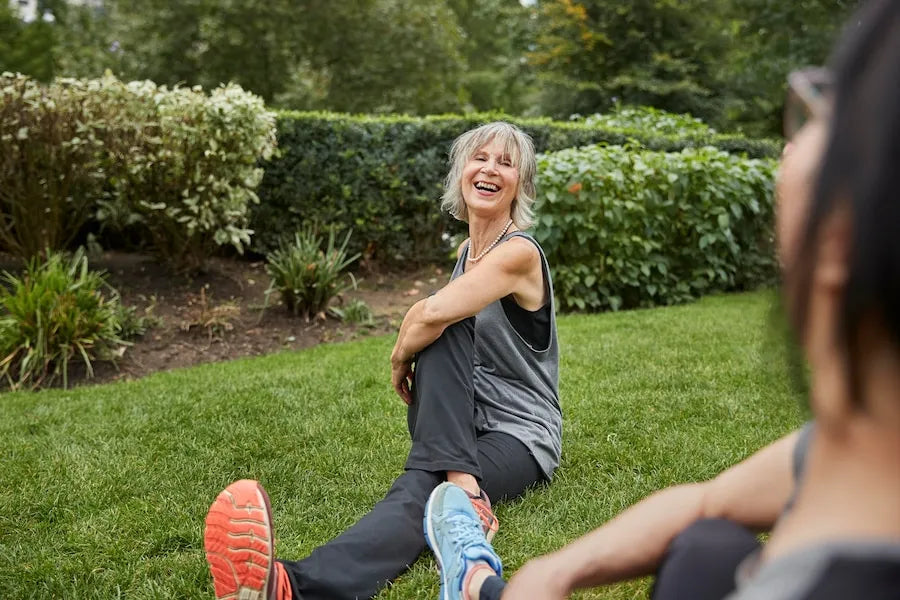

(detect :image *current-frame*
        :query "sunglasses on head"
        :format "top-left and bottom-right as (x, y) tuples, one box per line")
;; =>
(784, 67), (833, 141)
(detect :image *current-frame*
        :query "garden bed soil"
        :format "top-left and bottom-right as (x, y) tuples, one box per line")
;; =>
(18, 252), (448, 388)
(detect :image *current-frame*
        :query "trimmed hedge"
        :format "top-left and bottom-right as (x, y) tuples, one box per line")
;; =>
(251, 111), (782, 264)
(534, 144), (777, 311)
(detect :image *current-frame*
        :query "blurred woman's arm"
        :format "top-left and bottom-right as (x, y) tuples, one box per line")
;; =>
(502, 429), (802, 599)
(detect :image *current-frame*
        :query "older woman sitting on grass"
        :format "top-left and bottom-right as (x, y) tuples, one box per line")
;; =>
(202, 121), (562, 600)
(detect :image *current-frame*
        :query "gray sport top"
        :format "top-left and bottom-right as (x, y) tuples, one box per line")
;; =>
(451, 231), (562, 479)
(726, 422), (900, 599)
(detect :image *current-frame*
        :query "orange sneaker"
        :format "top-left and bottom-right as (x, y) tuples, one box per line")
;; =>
(466, 489), (499, 543)
(203, 479), (292, 600)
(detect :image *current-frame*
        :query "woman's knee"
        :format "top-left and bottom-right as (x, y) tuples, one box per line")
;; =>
(667, 518), (759, 561)
(652, 518), (760, 600)
(415, 317), (476, 367)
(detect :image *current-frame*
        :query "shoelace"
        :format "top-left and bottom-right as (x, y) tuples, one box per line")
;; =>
(446, 511), (489, 553)
(469, 497), (498, 532)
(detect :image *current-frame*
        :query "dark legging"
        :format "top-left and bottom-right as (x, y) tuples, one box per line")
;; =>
(278, 317), (544, 600)
(652, 518), (760, 600)
(480, 519), (760, 600)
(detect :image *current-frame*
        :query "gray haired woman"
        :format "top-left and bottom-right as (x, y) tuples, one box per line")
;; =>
(203, 121), (562, 600)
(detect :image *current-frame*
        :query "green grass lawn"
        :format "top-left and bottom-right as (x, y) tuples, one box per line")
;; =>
(0, 291), (806, 599)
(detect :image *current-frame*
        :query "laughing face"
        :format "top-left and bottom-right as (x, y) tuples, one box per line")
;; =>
(461, 138), (519, 219)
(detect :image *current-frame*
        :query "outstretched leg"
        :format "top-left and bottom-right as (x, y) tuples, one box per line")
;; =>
(204, 479), (294, 600)
(204, 319), (542, 600)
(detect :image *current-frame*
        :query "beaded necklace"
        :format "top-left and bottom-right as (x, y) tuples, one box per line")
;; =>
(467, 218), (514, 263)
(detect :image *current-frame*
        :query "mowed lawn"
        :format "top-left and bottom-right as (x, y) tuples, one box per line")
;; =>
(0, 291), (805, 599)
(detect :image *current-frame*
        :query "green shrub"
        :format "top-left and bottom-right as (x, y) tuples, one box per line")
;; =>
(0, 73), (106, 259)
(331, 298), (375, 327)
(92, 76), (278, 273)
(251, 111), (782, 266)
(264, 228), (361, 320)
(0, 248), (129, 390)
(534, 144), (777, 311)
(114, 303), (159, 340)
(579, 105), (715, 137)
(0, 73), (277, 272)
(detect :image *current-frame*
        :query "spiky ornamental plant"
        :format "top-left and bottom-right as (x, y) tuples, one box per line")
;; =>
(0, 248), (128, 390)
(264, 228), (360, 321)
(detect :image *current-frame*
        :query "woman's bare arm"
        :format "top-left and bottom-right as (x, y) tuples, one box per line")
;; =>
(390, 238), (540, 401)
(501, 430), (801, 599)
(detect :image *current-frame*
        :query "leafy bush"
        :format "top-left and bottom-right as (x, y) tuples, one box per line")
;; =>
(0, 73), (277, 272)
(0, 73), (106, 259)
(534, 144), (777, 312)
(90, 76), (278, 273)
(264, 228), (360, 320)
(579, 105), (715, 137)
(0, 248), (129, 390)
(251, 111), (782, 266)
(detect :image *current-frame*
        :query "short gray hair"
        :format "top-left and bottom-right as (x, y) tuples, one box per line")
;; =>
(441, 121), (537, 228)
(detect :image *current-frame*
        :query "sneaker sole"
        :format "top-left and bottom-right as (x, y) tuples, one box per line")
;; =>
(204, 480), (275, 600)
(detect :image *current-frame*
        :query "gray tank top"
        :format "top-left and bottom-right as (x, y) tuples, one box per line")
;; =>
(452, 231), (562, 479)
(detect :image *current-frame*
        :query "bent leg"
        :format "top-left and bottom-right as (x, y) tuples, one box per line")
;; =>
(406, 317), (481, 477)
(652, 518), (760, 600)
(279, 322), (542, 600)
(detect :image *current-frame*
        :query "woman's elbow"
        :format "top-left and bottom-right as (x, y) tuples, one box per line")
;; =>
(420, 297), (450, 328)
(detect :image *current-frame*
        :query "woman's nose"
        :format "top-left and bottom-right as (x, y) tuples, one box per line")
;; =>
(480, 160), (498, 174)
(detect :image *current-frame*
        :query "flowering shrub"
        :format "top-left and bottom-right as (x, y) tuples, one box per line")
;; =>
(0, 73), (277, 271)
(0, 73), (106, 259)
(89, 75), (278, 272)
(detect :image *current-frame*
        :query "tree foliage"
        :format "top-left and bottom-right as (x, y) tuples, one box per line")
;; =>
(528, 0), (727, 121)
(527, 0), (858, 133)
(0, 0), (860, 133)
(716, 0), (858, 135)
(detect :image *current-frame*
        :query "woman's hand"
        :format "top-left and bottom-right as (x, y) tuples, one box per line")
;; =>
(391, 356), (414, 405)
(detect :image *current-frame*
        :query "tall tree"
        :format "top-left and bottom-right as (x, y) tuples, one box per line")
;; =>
(73, 0), (468, 113)
(528, 0), (727, 120)
(716, 0), (858, 135)
(0, 2), (56, 81)
(447, 0), (536, 114)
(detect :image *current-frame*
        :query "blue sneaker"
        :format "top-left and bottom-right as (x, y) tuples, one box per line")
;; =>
(424, 482), (503, 600)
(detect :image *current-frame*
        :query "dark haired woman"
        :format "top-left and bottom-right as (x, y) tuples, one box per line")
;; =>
(423, 2), (900, 599)
(201, 122), (562, 600)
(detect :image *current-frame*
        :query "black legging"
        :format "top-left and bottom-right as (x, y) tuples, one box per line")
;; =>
(652, 518), (760, 600)
(480, 518), (760, 600)
(278, 317), (544, 600)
